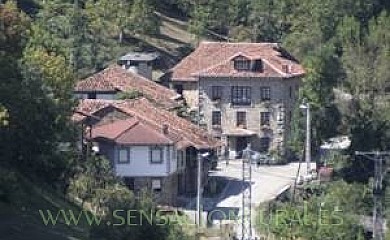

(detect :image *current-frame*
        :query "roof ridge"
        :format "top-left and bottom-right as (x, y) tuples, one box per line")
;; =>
(200, 41), (279, 45)
(113, 119), (139, 141)
(260, 58), (288, 76)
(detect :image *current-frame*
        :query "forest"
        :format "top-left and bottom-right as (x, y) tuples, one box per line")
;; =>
(0, 0), (390, 239)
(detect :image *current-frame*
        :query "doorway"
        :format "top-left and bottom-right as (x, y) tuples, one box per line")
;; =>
(236, 137), (248, 158)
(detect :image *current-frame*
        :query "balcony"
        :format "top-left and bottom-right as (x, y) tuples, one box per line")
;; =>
(260, 124), (271, 130)
(236, 124), (247, 129)
(211, 98), (222, 106)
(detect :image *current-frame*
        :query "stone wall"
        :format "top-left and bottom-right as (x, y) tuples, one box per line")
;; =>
(133, 175), (179, 206)
(171, 81), (199, 109)
(198, 76), (301, 155)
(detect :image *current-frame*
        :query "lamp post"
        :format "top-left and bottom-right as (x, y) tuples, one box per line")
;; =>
(299, 99), (311, 176)
(196, 151), (209, 229)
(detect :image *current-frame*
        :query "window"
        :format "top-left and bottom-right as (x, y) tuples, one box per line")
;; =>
(151, 178), (162, 193)
(289, 86), (293, 99)
(150, 146), (164, 164)
(260, 87), (271, 101)
(260, 137), (270, 152)
(234, 59), (251, 71)
(211, 86), (223, 100)
(127, 61), (139, 67)
(231, 86), (251, 105)
(212, 111), (221, 126)
(287, 111), (292, 123)
(385, 85), (390, 94)
(118, 147), (130, 164)
(124, 177), (135, 189)
(277, 110), (284, 123)
(236, 111), (247, 127)
(177, 151), (184, 169)
(260, 112), (271, 126)
(175, 84), (183, 95)
(87, 92), (97, 99)
(252, 59), (264, 72)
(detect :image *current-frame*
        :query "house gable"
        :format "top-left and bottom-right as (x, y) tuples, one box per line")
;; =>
(170, 41), (305, 81)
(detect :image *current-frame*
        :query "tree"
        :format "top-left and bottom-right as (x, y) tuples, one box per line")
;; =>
(289, 44), (342, 157)
(27, 0), (90, 74)
(85, 0), (116, 71)
(0, 0), (30, 167)
(262, 181), (367, 239)
(130, 0), (159, 35)
(188, 3), (210, 42)
(112, 0), (133, 43)
(249, 0), (283, 42)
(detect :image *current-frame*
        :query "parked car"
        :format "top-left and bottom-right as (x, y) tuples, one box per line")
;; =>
(250, 152), (272, 166)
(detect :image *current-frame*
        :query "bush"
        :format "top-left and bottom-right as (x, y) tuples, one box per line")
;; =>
(0, 167), (20, 203)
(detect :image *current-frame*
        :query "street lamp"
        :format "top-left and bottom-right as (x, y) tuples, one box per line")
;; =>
(299, 99), (311, 176)
(196, 151), (209, 229)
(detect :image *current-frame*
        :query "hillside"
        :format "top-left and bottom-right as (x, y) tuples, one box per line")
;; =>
(0, 4), (202, 239)
(0, 168), (91, 240)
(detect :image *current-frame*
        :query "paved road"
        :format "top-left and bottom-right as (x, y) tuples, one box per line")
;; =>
(201, 160), (315, 239)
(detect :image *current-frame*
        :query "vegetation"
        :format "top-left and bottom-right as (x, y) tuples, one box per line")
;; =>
(1, 0), (390, 239)
(0, 1), (185, 239)
(257, 181), (369, 239)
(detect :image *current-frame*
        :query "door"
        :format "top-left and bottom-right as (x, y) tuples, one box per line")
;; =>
(236, 137), (247, 159)
(177, 173), (185, 195)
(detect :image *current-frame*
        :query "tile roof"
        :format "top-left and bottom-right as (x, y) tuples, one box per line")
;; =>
(75, 99), (221, 150)
(74, 65), (180, 109)
(91, 118), (174, 145)
(170, 41), (305, 81)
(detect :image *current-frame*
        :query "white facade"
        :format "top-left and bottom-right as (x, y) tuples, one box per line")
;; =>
(113, 145), (178, 177)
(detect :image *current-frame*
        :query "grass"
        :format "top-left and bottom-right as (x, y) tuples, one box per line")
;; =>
(0, 168), (91, 240)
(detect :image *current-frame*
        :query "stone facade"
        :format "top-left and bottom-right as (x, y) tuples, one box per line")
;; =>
(130, 174), (178, 205)
(170, 81), (199, 110)
(197, 76), (301, 158)
(168, 43), (305, 158)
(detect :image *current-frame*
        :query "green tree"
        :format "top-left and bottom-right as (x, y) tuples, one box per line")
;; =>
(188, 3), (210, 42)
(289, 45), (342, 157)
(112, 0), (133, 43)
(130, 0), (159, 35)
(85, 0), (116, 71)
(0, 0), (30, 166)
(249, 0), (283, 42)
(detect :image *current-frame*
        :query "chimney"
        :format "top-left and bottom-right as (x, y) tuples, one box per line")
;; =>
(118, 52), (158, 80)
(162, 124), (169, 135)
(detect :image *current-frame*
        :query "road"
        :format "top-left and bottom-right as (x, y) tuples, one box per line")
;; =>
(183, 160), (316, 239)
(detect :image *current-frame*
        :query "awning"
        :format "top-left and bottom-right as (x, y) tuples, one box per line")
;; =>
(223, 128), (257, 137)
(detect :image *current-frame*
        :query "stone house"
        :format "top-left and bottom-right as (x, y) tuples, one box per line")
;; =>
(73, 98), (220, 205)
(168, 42), (305, 158)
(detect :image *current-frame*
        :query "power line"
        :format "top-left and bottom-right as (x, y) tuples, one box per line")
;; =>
(355, 151), (390, 240)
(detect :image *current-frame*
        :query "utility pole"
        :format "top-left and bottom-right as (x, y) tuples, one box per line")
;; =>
(355, 151), (390, 240)
(196, 152), (202, 229)
(242, 144), (252, 240)
(300, 100), (311, 175)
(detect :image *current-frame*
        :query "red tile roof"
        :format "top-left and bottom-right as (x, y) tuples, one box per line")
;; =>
(170, 42), (305, 81)
(91, 118), (174, 145)
(75, 65), (180, 109)
(75, 99), (220, 150)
